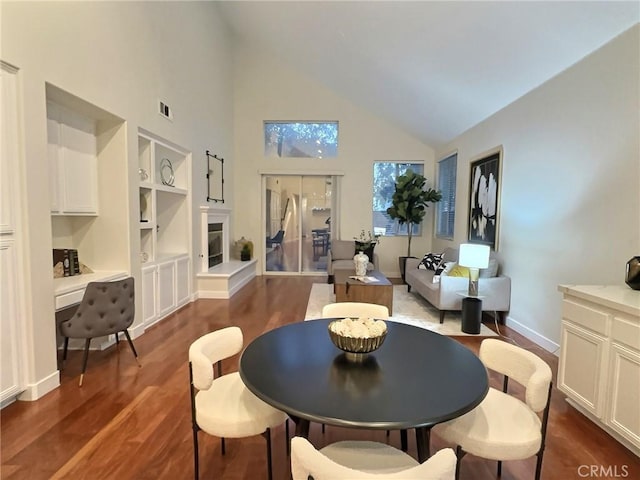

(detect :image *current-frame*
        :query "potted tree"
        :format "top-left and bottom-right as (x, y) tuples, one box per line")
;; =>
(386, 170), (442, 282)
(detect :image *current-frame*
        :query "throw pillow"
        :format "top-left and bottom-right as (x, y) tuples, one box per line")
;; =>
(418, 252), (444, 271)
(354, 241), (376, 260)
(440, 261), (457, 276)
(447, 265), (470, 278)
(480, 258), (499, 278)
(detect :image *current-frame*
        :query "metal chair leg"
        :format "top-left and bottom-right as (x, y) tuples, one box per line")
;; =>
(285, 419), (290, 456)
(455, 445), (466, 480)
(62, 337), (69, 368)
(79, 338), (91, 387)
(535, 452), (544, 480)
(122, 330), (141, 367)
(192, 428), (199, 480)
(264, 428), (273, 480)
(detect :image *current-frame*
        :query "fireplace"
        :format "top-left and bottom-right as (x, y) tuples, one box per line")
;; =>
(208, 223), (223, 268)
(200, 206), (231, 272)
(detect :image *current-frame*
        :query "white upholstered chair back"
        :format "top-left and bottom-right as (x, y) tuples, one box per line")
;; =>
(291, 437), (456, 480)
(189, 326), (243, 391)
(321, 302), (389, 319)
(479, 339), (552, 412)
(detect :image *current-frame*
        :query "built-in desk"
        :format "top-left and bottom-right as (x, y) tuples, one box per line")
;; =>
(54, 271), (128, 311)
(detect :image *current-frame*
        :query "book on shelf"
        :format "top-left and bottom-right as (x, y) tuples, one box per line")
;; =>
(348, 275), (380, 283)
(52, 248), (80, 277)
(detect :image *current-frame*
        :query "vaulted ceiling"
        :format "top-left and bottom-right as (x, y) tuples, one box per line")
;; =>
(217, 1), (639, 148)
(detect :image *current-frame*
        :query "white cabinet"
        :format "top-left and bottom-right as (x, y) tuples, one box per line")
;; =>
(141, 255), (190, 328)
(558, 285), (640, 455)
(176, 255), (191, 307)
(47, 102), (98, 215)
(1, 62), (26, 405)
(136, 130), (191, 330)
(141, 264), (157, 327)
(157, 260), (176, 318)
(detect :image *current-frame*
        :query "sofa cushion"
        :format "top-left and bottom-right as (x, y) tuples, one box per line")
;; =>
(419, 252), (444, 271)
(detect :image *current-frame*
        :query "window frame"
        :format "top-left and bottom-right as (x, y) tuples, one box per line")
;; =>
(372, 161), (425, 237)
(435, 152), (457, 240)
(264, 121), (339, 158)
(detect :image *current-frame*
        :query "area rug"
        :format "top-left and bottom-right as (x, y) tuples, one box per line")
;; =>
(305, 283), (497, 337)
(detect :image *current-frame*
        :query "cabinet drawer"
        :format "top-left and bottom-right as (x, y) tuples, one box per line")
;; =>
(55, 289), (84, 310)
(562, 299), (608, 335)
(611, 315), (640, 352)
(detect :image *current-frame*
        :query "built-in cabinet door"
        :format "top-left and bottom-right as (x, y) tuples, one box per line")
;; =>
(141, 265), (157, 327)
(176, 256), (190, 307)
(47, 102), (98, 215)
(559, 321), (608, 418)
(1, 62), (26, 405)
(157, 260), (176, 318)
(606, 344), (640, 447)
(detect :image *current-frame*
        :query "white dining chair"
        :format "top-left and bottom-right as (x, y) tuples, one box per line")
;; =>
(321, 302), (389, 319)
(189, 326), (288, 480)
(432, 338), (553, 480)
(291, 436), (456, 479)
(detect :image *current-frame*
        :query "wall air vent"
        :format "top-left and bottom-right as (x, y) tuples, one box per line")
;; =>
(159, 100), (173, 120)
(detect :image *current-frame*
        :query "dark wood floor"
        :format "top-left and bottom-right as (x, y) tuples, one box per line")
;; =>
(1, 276), (638, 479)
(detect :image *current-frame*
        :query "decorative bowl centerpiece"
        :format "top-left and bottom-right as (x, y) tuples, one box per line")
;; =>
(328, 317), (387, 361)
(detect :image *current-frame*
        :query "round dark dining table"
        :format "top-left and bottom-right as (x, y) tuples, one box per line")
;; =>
(239, 318), (488, 462)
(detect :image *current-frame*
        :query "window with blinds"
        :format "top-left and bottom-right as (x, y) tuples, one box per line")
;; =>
(436, 153), (457, 239)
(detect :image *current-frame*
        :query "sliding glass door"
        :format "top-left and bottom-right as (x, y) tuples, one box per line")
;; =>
(264, 175), (335, 274)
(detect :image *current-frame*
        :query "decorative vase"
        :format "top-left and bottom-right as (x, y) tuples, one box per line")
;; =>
(625, 256), (640, 290)
(354, 251), (369, 276)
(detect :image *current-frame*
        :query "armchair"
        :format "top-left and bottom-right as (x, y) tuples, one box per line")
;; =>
(326, 239), (378, 282)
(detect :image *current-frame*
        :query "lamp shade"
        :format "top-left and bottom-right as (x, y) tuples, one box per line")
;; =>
(459, 244), (490, 269)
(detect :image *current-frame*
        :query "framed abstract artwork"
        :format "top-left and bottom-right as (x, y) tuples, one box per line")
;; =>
(468, 147), (502, 250)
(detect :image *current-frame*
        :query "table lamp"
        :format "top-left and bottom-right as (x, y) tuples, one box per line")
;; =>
(459, 243), (490, 296)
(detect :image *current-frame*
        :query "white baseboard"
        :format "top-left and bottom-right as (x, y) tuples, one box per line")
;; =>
(505, 315), (560, 355)
(17, 370), (60, 402)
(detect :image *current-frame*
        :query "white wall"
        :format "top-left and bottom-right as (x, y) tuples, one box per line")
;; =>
(433, 26), (640, 350)
(232, 43), (436, 276)
(1, 2), (234, 396)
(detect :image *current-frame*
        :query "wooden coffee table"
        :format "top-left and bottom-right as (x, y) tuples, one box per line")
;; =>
(333, 270), (393, 315)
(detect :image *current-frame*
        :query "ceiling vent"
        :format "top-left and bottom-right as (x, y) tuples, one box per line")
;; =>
(159, 100), (173, 121)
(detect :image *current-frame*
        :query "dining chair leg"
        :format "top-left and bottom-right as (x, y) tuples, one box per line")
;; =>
(114, 332), (120, 344)
(221, 437), (226, 455)
(62, 337), (69, 367)
(79, 338), (91, 387)
(122, 330), (141, 367)
(535, 452), (544, 480)
(400, 429), (408, 451)
(285, 419), (290, 456)
(263, 427), (273, 480)
(497, 460), (502, 477)
(192, 429), (199, 480)
(455, 445), (466, 480)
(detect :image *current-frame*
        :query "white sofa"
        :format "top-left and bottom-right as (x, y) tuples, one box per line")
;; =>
(405, 247), (511, 323)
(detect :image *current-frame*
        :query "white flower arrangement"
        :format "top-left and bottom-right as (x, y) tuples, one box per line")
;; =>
(329, 317), (387, 338)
